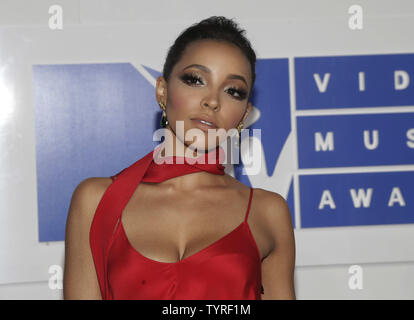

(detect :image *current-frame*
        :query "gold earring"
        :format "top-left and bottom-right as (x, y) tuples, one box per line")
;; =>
(159, 101), (169, 128)
(235, 122), (244, 148)
(237, 122), (244, 131)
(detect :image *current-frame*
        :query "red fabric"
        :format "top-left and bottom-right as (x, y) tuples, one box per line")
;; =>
(89, 144), (262, 300)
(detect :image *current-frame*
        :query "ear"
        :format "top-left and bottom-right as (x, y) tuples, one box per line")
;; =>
(155, 76), (168, 105)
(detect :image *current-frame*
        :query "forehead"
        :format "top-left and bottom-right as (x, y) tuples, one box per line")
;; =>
(175, 39), (251, 82)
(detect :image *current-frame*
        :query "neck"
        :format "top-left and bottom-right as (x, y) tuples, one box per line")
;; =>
(150, 128), (227, 191)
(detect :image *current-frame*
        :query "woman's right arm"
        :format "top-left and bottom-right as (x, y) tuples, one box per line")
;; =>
(63, 177), (112, 300)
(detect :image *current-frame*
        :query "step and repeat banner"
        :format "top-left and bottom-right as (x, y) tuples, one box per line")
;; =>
(1, 23), (413, 285)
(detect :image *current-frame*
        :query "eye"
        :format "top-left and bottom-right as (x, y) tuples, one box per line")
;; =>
(180, 72), (248, 100)
(227, 86), (247, 100)
(180, 72), (204, 86)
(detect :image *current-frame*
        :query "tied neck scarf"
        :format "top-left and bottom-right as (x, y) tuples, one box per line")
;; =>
(89, 144), (226, 299)
(143, 145), (226, 183)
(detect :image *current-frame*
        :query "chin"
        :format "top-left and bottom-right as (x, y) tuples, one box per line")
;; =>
(186, 140), (219, 154)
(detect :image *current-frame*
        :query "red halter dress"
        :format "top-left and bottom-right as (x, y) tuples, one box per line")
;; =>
(89, 144), (263, 300)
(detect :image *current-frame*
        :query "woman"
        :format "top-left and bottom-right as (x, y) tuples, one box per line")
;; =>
(63, 16), (296, 300)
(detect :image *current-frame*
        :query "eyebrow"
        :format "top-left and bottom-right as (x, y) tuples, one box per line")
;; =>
(182, 64), (248, 87)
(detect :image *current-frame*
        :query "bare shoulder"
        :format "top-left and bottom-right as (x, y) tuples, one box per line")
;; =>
(74, 176), (113, 196)
(254, 188), (291, 217)
(65, 176), (113, 246)
(223, 174), (290, 215)
(74, 176), (113, 197)
(255, 189), (296, 300)
(252, 188), (294, 240)
(63, 176), (113, 300)
(69, 177), (113, 221)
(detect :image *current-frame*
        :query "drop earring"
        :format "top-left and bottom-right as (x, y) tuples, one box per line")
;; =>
(235, 122), (244, 148)
(159, 101), (169, 128)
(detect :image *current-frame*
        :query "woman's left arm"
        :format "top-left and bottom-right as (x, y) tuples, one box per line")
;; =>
(260, 192), (296, 300)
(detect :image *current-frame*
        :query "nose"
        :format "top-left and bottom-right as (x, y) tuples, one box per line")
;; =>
(201, 93), (220, 111)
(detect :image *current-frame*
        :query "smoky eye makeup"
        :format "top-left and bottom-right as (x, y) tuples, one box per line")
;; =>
(179, 71), (248, 100)
(227, 86), (248, 100)
(179, 72), (204, 85)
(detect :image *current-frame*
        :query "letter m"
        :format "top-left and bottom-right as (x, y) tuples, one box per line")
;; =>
(315, 131), (334, 151)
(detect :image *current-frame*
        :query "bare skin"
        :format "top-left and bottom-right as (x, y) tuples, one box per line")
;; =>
(63, 39), (296, 300)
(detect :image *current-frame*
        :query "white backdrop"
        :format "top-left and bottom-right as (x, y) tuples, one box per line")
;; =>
(1, 0), (414, 299)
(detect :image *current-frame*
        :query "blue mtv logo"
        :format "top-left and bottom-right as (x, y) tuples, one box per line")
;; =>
(33, 53), (414, 242)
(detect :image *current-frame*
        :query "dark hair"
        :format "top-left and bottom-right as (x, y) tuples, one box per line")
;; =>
(162, 16), (256, 99)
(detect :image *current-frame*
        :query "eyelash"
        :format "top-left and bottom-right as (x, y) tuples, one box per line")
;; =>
(179, 72), (247, 100)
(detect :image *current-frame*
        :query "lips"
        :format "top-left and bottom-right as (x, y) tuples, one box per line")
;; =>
(190, 116), (218, 129)
(191, 119), (218, 133)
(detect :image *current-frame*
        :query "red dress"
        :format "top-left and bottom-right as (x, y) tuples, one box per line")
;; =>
(89, 145), (263, 300)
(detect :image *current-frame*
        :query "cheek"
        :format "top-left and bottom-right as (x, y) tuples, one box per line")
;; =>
(167, 82), (198, 113)
(167, 90), (185, 112)
(222, 107), (245, 129)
